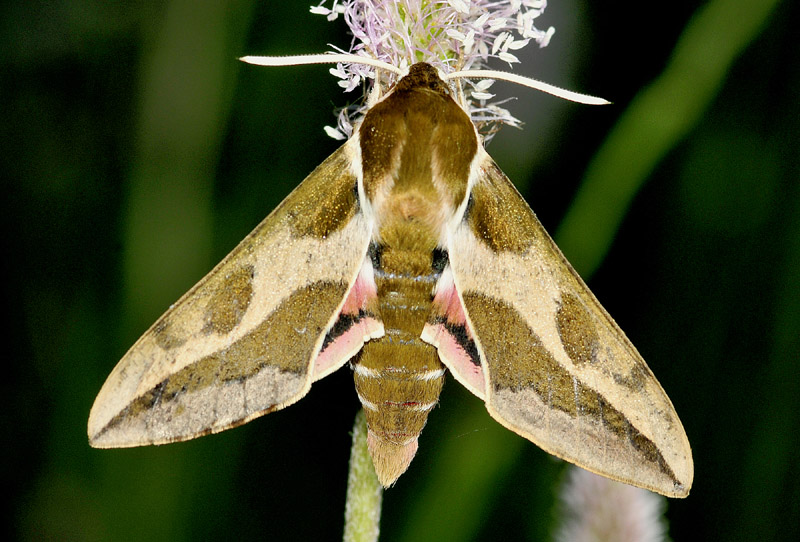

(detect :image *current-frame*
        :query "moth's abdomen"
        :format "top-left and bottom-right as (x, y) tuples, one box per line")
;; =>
(353, 241), (446, 486)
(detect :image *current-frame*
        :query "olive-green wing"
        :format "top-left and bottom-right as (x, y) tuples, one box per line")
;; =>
(439, 150), (693, 497)
(89, 141), (380, 448)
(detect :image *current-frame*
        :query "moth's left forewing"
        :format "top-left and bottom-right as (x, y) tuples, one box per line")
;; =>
(442, 150), (693, 497)
(89, 141), (379, 448)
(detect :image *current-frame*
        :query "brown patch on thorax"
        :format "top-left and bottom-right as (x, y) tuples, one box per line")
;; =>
(359, 63), (478, 239)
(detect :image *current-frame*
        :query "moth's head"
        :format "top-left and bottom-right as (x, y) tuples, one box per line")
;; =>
(392, 63), (450, 96)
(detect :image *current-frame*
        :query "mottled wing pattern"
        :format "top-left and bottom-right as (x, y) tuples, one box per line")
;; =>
(89, 141), (376, 448)
(443, 150), (693, 497)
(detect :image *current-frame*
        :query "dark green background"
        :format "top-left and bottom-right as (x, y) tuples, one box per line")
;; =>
(5, 1), (798, 540)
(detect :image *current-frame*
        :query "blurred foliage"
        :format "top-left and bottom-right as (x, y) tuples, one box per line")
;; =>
(4, 0), (799, 541)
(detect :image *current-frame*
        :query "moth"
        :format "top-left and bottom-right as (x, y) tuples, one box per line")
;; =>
(89, 61), (693, 497)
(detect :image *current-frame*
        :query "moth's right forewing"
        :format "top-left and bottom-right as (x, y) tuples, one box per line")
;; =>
(444, 152), (692, 497)
(89, 141), (375, 448)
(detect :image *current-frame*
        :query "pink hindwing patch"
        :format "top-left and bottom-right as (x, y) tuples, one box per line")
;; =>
(421, 266), (486, 398)
(314, 258), (383, 380)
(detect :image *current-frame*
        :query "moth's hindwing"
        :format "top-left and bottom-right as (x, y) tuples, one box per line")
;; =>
(88, 140), (378, 448)
(430, 150), (693, 498)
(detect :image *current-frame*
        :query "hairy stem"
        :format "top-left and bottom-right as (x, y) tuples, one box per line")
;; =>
(343, 409), (383, 542)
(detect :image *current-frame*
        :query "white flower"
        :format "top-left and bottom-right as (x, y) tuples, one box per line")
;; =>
(310, 0), (557, 136)
(323, 125), (347, 140)
(553, 467), (669, 542)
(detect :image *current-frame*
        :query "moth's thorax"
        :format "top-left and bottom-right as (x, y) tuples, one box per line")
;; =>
(358, 63), (478, 245)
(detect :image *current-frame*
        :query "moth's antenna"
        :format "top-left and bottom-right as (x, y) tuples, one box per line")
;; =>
(445, 69), (610, 105)
(240, 54), (405, 77)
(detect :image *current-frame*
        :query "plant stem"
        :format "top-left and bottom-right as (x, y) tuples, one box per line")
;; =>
(343, 409), (383, 542)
